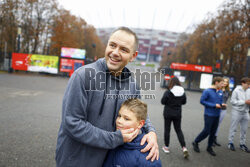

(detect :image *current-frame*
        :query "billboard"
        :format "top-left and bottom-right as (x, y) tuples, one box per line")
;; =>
(12, 53), (59, 74)
(61, 47), (86, 59)
(60, 58), (84, 73)
(170, 63), (212, 73)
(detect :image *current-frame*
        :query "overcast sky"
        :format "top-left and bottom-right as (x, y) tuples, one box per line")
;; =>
(58, 0), (226, 33)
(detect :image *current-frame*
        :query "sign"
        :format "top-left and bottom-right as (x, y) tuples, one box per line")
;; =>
(170, 63), (212, 73)
(12, 53), (59, 74)
(28, 54), (59, 74)
(61, 47), (86, 59)
(164, 74), (171, 80)
(200, 73), (213, 89)
(12, 53), (29, 71)
(60, 58), (84, 73)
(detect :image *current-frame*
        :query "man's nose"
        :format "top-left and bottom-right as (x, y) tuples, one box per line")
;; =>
(113, 47), (119, 55)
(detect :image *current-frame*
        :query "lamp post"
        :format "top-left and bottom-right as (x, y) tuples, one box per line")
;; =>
(220, 53), (224, 73)
(198, 58), (201, 65)
(245, 47), (250, 77)
(47, 38), (51, 55)
(17, 25), (21, 53)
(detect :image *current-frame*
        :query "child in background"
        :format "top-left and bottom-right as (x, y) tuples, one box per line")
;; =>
(103, 99), (162, 167)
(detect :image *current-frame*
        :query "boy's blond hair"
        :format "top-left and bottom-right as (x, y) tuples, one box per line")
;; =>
(120, 98), (147, 121)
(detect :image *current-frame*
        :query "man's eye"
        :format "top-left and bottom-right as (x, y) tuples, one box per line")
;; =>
(110, 44), (115, 48)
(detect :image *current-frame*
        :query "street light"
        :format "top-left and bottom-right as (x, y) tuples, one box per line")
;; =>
(17, 25), (21, 53)
(220, 53), (224, 73)
(198, 58), (201, 65)
(47, 38), (51, 55)
(245, 47), (250, 76)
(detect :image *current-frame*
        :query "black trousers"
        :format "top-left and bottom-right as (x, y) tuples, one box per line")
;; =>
(164, 115), (186, 147)
(194, 115), (219, 148)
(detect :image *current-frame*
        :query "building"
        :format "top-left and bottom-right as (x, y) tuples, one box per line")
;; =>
(96, 28), (180, 62)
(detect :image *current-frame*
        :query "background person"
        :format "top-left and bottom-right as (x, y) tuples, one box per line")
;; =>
(214, 78), (231, 146)
(228, 77), (250, 152)
(161, 77), (189, 159)
(192, 77), (225, 156)
(103, 99), (162, 167)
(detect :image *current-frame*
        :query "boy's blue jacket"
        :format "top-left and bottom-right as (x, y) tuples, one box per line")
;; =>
(103, 130), (162, 167)
(200, 88), (223, 117)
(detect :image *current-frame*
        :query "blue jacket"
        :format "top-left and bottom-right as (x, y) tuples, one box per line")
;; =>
(103, 130), (162, 167)
(55, 58), (156, 167)
(200, 88), (223, 117)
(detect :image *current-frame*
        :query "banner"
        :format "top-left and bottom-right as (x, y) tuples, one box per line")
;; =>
(60, 58), (84, 73)
(170, 63), (212, 73)
(12, 53), (59, 74)
(61, 47), (86, 59)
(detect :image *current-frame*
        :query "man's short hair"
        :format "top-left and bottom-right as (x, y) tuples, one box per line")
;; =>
(241, 77), (250, 84)
(212, 77), (223, 84)
(111, 27), (139, 52)
(120, 98), (147, 121)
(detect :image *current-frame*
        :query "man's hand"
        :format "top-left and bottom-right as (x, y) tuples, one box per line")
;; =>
(120, 128), (139, 143)
(140, 131), (159, 162)
(216, 104), (221, 108)
(245, 99), (250, 105)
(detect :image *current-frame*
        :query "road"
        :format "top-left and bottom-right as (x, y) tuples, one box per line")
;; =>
(0, 72), (249, 167)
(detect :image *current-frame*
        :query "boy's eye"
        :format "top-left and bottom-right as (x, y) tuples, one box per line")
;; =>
(124, 117), (130, 121)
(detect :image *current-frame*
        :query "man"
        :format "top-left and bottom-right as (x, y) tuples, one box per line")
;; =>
(192, 77), (225, 156)
(55, 27), (159, 167)
(228, 77), (250, 152)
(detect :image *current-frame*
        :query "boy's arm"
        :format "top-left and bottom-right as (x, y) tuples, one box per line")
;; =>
(200, 90), (216, 107)
(62, 72), (123, 149)
(230, 90), (245, 106)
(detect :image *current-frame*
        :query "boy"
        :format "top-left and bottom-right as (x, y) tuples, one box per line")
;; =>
(192, 77), (226, 156)
(103, 99), (162, 167)
(228, 77), (250, 152)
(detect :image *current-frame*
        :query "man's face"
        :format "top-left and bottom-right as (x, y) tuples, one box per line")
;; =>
(116, 107), (144, 131)
(105, 30), (138, 74)
(242, 82), (250, 90)
(216, 81), (224, 90)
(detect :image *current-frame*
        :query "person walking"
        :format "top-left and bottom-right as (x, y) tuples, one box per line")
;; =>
(228, 77), (250, 152)
(213, 78), (230, 146)
(192, 77), (225, 156)
(161, 77), (189, 158)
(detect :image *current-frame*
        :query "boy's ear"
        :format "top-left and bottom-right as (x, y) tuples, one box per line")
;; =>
(138, 120), (145, 129)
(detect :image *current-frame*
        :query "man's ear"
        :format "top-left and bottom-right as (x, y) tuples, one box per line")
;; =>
(130, 51), (138, 62)
(137, 120), (145, 129)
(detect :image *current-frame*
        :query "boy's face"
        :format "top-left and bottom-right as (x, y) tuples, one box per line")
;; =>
(242, 82), (250, 90)
(215, 81), (224, 90)
(116, 107), (144, 131)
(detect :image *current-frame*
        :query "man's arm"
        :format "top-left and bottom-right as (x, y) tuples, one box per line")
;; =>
(62, 72), (123, 149)
(230, 90), (245, 106)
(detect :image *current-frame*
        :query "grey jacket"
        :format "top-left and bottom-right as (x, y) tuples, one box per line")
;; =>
(55, 58), (155, 167)
(230, 85), (250, 113)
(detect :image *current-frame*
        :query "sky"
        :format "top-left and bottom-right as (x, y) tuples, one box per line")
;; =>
(58, 0), (227, 33)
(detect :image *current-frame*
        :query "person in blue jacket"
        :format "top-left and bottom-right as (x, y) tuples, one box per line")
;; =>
(192, 77), (226, 156)
(103, 99), (162, 167)
(55, 27), (159, 167)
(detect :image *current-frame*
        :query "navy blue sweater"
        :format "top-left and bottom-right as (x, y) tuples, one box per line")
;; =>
(103, 130), (162, 167)
(200, 88), (223, 117)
